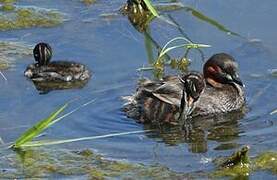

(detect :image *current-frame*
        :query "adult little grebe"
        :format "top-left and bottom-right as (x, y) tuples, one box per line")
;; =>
(24, 43), (90, 82)
(123, 53), (245, 123)
(123, 72), (205, 124)
(191, 53), (245, 117)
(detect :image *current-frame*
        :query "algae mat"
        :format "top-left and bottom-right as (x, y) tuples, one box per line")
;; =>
(0, 5), (66, 31)
(0, 41), (32, 70)
(0, 148), (187, 179)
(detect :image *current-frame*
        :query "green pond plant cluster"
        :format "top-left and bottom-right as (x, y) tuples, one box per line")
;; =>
(212, 146), (277, 178)
(0, 2), (66, 31)
(1, 146), (277, 179)
(122, 0), (212, 77)
(0, 41), (32, 70)
(0, 148), (187, 179)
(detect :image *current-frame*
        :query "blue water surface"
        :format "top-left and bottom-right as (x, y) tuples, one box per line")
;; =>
(0, 0), (276, 177)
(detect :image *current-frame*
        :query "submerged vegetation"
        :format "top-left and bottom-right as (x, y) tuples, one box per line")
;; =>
(81, 0), (96, 6)
(212, 147), (277, 178)
(0, 148), (186, 179)
(213, 146), (251, 177)
(0, 4), (66, 31)
(1, 145), (277, 179)
(122, 0), (212, 77)
(0, 41), (32, 70)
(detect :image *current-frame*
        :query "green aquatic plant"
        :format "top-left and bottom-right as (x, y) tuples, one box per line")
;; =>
(12, 103), (69, 149)
(0, 6), (66, 31)
(121, 0), (156, 32)
(0, 3), (15, 11)
(81, 0), (96, 6)
(11, 100), (95, 149)
(143, 0), (158, 17)
(216, 146), (250, 168)
(17, 130), (151, 148)
(153, 37), (210, 74)
(183, 6), (242, 37)
(254, 152), (277, 174)
(154, 1), (184, 12)
(157, 37), (210, 61)
(149, 1), (241, 38)
(212, 146), (251, 178)
(0, 148), (186, 179)
(144, 28), (154, 63)
(0, 41), (32, 70)
(0, 60), (9, 70)
(139, 35), (210, 78)
(211, 147), (277, 178)
(0, 0), (17, 3)
(2, 145), (277, 178)
(11, 99), (149, 149)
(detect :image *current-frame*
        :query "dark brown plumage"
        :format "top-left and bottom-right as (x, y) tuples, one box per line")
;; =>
(123, 53), (245, 123)
(123, 72), (205, 124)
(24, 43), (90, 82)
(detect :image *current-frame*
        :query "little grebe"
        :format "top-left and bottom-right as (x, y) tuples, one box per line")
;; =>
(24, 43), (90, 82)
(123, 72), (205, 124)
(123, 53), (245, 123)
(191, 53), (245, 117)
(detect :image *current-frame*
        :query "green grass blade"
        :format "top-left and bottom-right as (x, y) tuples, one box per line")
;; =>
(13, 103), (68, 148)
(184, 7), (242, 37)
(144, 28), (155, 64)
(159, 42), (211, 59)
(48, 99), (96, 127)
(161, 37), (192, 54)
(143, 0), (159, 17)
(270, 109), (277, 115)
(19, 130), (152, 147)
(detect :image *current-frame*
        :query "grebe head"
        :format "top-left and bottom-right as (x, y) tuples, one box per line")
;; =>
(203, 53), (244, 88)
(179, 72), (205, 119)
(33, 42), (52, 66)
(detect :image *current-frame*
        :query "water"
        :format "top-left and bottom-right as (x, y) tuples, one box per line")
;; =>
(0, 0), (276, 178)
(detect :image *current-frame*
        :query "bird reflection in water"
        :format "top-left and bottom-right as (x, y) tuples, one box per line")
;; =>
(143, 110), (245, 153)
